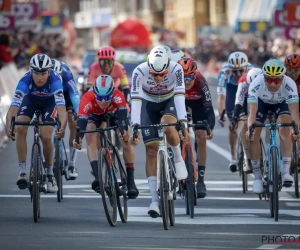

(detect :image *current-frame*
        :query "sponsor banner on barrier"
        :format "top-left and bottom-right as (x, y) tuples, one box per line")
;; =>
(0, 14), (14, 30)
(11, 2), (39, 19)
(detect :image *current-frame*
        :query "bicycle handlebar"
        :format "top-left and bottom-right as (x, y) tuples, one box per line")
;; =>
(188, 120), (211, 136)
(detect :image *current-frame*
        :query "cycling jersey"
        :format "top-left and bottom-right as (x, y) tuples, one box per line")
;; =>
(235, 73), (248, 106)
(130, 61), (187, 126)
(77, 89), (128, 137)
(11, 69), (65, 108)
(61, 63), (80, 112)
(247, 75), (299, 105)
(185, 71), (215, 130)
(295, 76), (300, 94)
(217, 63), (254, 95)
(87, 61), (129, 89)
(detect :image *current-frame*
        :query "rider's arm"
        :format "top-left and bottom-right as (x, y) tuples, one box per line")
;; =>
(86, 63), (97, 89)
(118, 64), (130, 103)
(217, 71), (227, 116)
(199, 77), (215, 130)
(64, 75), (80, 112)
(130, 66), (143, 126)
(247, 81), (259, 129)
(233, 82), (247, 119)
(173, 66), (187, 127)
(112, 90), (129, 131)
(76, 94), (91, 138)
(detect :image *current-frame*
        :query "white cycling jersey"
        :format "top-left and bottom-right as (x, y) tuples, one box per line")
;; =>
(247, 75), (299, 105)
(130, 61), (187, 126)
(235, 81), (248, 106)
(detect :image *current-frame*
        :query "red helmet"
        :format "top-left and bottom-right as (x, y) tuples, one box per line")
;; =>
(284, 54), (300, 69)
(178, 57), (197, 76)
(97, 46), (115, 59)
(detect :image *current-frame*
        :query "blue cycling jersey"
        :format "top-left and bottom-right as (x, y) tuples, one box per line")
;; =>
(61, 63), (80, 112)
(11, 69), (65, 107)
(217, 63), (254, 95)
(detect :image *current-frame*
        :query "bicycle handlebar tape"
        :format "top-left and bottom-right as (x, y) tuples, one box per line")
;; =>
(220, 109), (226, 121)
(11, 116), (16, 141)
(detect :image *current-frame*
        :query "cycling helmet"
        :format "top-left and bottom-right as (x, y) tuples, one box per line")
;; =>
(162, 45), (171, 58)
(30, 53), (52, 72)
(147, 46), (170, 73)
(284, 54), (300, 69)
(262, 59), (286, 77)
(178, 57), (197, 76)
(51, 59), (62, 74)
(97, 46), (115, 59)
(93, 75), (115, 96)
(246, 68), (262, 84)
(228, 51), (248, 68)
(170, 49), (185, 62)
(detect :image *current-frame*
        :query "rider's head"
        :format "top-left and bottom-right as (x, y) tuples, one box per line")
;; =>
(51, 59), (62, 75)
(93, 74), (115, 109)
(246, 68), (262, 85)
(228, 51), (248, 81)
(97, 46), (115, 74)
(284, 54), (300, 81)
(178, 57), (197, 90)
(262, 59), (286, 92)
(30, 53), (52, 87)
(147, 46), (170, 84)
(170, 49), (185, 62)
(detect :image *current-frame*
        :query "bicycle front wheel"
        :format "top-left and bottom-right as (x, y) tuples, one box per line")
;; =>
(184, 145), (195, 218)
(54, 139), (63, 202)
(98, 148), (118, 227)
(159, 151), (169, 230)
(270, 147), (279, 221)
(168, 157), (175, 226)
(112, 146), (128, 223)
(32, 144), (41, 223)
(292, 140), (299, 198)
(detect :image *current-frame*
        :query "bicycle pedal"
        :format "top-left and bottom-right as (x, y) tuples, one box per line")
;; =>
(148, 211), (160, 218)
(18, 184), (27, 190)
(283, 182), (293, 188)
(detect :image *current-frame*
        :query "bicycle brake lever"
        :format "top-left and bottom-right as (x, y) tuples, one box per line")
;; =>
(203, 120), (211, 136)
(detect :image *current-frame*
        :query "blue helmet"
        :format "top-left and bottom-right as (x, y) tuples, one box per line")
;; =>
(93, 75), (115, 96)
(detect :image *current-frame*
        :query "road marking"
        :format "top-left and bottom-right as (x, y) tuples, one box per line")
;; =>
(207, 140), (231, 161)
(65, 148), (87, 153)
(256, 245), (281, 249)
(256, 234), (300, 249)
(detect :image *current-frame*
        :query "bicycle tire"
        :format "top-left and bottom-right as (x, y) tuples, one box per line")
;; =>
(98, 147), (118, 227)
(54, 139), (63, 202)
(292, 140), (299, 198)
(237, 133), (248, 193)
(168, 157), (175, 226)
(270, 147), (279, 221)
(159, 151), (169, 230)
(32, 144), (40, 222)
(184, 145), (195, 218)
(112, 146), (128, 223)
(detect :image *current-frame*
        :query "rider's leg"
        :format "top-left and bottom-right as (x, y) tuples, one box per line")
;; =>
(67, 112), (78, 179)
(241, 119), (252, 172)
(195, 129), (207, 198)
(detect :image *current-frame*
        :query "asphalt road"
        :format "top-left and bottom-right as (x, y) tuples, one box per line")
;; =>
(0, 80), (300, 250)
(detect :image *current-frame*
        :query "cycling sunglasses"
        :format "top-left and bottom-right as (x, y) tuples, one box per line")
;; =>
(149, 69), (168, 77)
(99, 59), (114, 66)
(286, 67), (300, 75)
(184, 75), (195, 82)
(95, 94), (113, 102)
(264, 75), (283, 85)
(231, 68), (245, 74)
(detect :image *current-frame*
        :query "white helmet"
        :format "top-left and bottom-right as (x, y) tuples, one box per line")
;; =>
(170, 49), (184, 62)
(228, 51), (248, 68)
(30, 53), (52, 72)
(162, 45), (171, 58)
(147, 46), (170, 73)
(246, 68), (262, 84)
(51, 59), (62, 74)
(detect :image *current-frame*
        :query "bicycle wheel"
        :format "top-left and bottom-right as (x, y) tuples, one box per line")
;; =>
(168, 157), (175, 226)
(159, 151), (169, 230)
(269, 147), (279, 221)
(32, 144), (41, 222)
(184, 145), (195, 218)
(112, 146), (128, 223)
(291, 140), (299, 198)
(98, 148), (118, 227)
(54, 139), (63, 202)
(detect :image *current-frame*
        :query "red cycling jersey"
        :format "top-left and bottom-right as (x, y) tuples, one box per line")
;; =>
(295, 76), (300, 94)
(78, 89), (127, 117)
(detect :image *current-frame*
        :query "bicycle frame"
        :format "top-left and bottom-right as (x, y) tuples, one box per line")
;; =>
(267, 125), (281, 183)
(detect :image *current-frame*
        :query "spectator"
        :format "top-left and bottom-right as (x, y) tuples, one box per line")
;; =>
(0, 34), (14, 68)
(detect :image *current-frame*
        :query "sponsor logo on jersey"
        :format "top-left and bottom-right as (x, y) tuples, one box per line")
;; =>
(83, 102), (92, 113)
(202, 86), (211, 102)
(113, 95), (122, 104)
(150, 85), (167, 91)
(175, 69), (183, 87)
(132, 73), (138, 91)
(285, 83), (294, 92)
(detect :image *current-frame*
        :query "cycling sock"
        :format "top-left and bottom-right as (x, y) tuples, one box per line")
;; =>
(251, 160), (261, 180)
(282, 157), (291, 175)
(243, 148), (250, 159)
(231, 155), (236, 162)
(90, 161), (98, 179)
(69, 147), (78, 167)
(125, 163), (134, 169)
(46, 164), (54, 176)
(148, 176), (159, 202)
(198, 165), (205, 183)
(170, 144), (182, 163)
(18, 161), (26, 174)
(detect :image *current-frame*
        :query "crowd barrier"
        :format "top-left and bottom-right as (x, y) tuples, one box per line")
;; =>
(0, 63), (23, 149)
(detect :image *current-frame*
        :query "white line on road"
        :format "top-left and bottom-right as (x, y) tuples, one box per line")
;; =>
(256, 245), (281, 249)
(207, 140), (231, 161)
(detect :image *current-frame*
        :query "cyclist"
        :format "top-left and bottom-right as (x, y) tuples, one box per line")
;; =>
(86, 46), (131, 109)
(130, 45), (188, 218)
(72, 75), (139, 198)
(6, 53), (67, 193)
(170, 49), (191, 62)
(217, 51), (253, 172)
(232, 68), (262, 173)
(247, 59), (300, 194)
(178, 57), (215, 198)
(51, 59), (80, 180)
